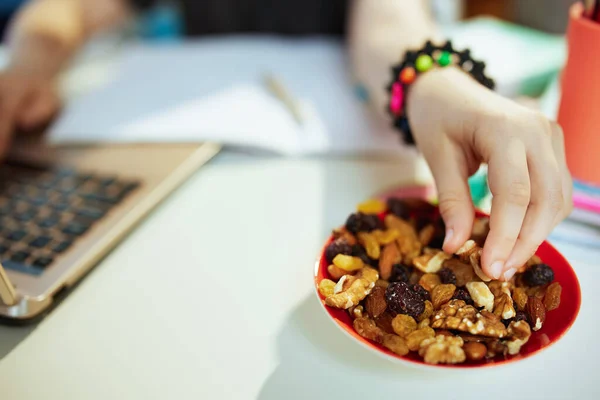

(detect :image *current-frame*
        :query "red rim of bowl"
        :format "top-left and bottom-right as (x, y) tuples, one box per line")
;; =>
(313, 210), (582, 369)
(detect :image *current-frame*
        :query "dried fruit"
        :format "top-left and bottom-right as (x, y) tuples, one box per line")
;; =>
(385, 281), (426, 318)
(349, 305), (364, 318)
(463, 342), (487, 361)
(413, 251), (451, 273)
(525, 297), (546, 331)
(418, 224), (436, 246)
(389, 263), (410, 283)
(324, 239), (353, 263)
(375, 279), (389, 289)
(374, 311), (395, 333)
(332, 227), (358, 246)
(365, 286), (387, 318)
(512, 287), (529, 311)
(543, 282), (562, 311)
(437, 267), (457, 285)
(353, 317), (384, 343)
(387, 198), (410, 219)
(504, 320), (531, 355)
(470, 218), (489, 247)
(379, 242), (401, 280)
(332, 254), (365, 272)
(431, 284), (456, 309)
(406, 327), (436, 351)
(351, 245), (377, 267)
(327, 264), (347, 280)
(418, 300), (434, 321)
(318, 279), (336, 297)
(382, 333), (410, 355)
(357, 199), (386, 215)
(419, 335), (466, 365)
(523, 263), (555, 287)
(431, 300), (507, 338)
(466, 282), (495, 312)
(384, 214), (422, 262)
(514, 310), (527, 322)
(412, 284), (431, 302)
(418, 318), (431, 329)
(346, 212), (383, 234)
(358, 232), (381, 260)
(452, 288), (474, 305)
(371, 229), (400, 245)
(443, 258), (475, 287)
(391, 314), (417, 338)
(419, 273), (441, 292)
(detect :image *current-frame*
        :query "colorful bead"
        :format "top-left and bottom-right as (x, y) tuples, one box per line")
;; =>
(415, 55), (433, 72)
(389, 88), (403, 115)
(437, 51), (451, 67)
(391, 82), (402, 93)
(399, 67), (416, 84)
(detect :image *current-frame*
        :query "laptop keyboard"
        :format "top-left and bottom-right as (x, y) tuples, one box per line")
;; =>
(0, 162), (140, 276)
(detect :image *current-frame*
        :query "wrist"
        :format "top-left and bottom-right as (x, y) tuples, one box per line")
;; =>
(8, 33), (74, 80)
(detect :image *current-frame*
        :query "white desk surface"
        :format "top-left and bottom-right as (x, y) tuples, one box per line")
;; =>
(0, 152), (597, 400)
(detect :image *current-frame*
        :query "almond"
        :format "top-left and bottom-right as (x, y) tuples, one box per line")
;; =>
(379, 242), (401, 280)
(525, 297), (546, 331)
(364, 286), (387, 318)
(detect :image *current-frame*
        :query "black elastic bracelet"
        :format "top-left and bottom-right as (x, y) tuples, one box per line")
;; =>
(387, 40), (495, 145)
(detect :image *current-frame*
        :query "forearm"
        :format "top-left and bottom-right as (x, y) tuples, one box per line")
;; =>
(6, 0), (128, 78)
(348, 0), (439, 118)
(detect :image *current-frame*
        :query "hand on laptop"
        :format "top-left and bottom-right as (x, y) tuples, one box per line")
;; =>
(0, 68), (61, 154)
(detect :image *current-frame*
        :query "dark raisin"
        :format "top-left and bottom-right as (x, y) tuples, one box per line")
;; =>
(351, 245), (377, 267)
(452, 288), (474, 305)
(438, 267), (457, 285)
(412, 284), (431, 302)
(386, 198), (410, 219)
(385, 281), (425, 318)
(345, 212), (382, 234)
(414, 216), (432, 231)
(523, 264), (555, 286)
(390, 263), (411, 283)
(514, 310), (527, 322)
(324, 239), (353, 263)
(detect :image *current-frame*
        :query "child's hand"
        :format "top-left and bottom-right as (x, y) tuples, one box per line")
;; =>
(407, 67), (572, 281)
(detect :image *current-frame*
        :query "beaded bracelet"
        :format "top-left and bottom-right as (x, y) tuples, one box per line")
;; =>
(387, 40), (495, 145)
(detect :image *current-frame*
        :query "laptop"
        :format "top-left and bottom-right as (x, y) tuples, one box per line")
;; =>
(0, 139), (220, 323)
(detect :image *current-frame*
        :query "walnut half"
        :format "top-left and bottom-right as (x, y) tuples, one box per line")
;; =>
(419, 335), (466, 364)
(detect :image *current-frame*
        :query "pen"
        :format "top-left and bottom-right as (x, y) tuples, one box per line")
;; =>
(263, 73), (304, 125)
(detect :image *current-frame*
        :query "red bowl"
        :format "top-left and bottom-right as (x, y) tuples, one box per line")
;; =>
(313, 207), (581, 369)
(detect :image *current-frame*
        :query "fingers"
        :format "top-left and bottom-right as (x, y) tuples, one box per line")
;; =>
(0, 94), (20, 157)
(425, 139), (474, 254)
(504, 133), (562, 278)
(482, 138), (530, 280)
(17, 86), (61, 131)
(549, 123), (574, 223)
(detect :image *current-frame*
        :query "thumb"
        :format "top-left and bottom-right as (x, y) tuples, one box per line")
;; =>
(425, 141), (474, 253)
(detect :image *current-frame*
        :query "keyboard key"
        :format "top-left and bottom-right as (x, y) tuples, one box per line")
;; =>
(0, 243), (9, 254)
(32, 256), (53, 268)
(27, 195), (49, 206)
(14, 210), (36, 222)
(52, 240), (72, 253)
(81, 193), (119, 204)
(75, 207), (104, 220)
(51, 201), (70, 212)
(6, 230), (27, 241)
(10, 250), (30, 262)
(29, 236), (52, 248)
(37, 216), (59, 228)
(1, 260), (44, 276)
(62, 222), (90, 236)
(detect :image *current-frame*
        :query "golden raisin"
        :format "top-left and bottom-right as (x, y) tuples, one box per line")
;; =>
(333, 254), (365, 272)
(419, 273), (441, 292)
(357, 199), (387, 214)
(512, 287), (528, 311)
(543, 282), (562, 311)
(406, 327), (436, 351)
(443, 258), (475, 287)
(358, 232), (381, 260)
(417, 300), (434, 321)
(382, 334), (409, 356)
(432, 284), (456, 309)
(318, 279), (336, 297)
(391, 314), (417, 338)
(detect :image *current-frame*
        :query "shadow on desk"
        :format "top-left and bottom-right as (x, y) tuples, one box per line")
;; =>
(257, 294), (435, 400)
(0, 324), (37, 361)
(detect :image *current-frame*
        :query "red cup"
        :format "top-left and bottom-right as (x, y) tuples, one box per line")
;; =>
(558, 2), (600, 185)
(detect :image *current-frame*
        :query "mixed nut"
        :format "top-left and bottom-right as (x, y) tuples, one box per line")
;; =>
(317, 198), (562, 365)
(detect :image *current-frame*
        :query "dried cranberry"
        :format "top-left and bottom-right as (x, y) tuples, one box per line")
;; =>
(438, 267), (457, 285)
(385, 281), (425, 318)
(345, 212), (382, 234)
(412, 284), (431, 301)
(386, 198), (410, 219)
(452, 288), (474, 305)
(324, 239), (353, 263)
(523, 264), (554, 286)
(390, 264), (411, 283)
(351, 245), (377, 267)
(514, 310), (527, 323)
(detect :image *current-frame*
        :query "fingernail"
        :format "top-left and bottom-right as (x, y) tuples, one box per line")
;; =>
(489, 261), (504, 279)
(503, 268), (517, 281)
(443, 228), (454, 247)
